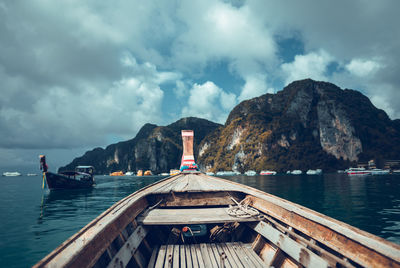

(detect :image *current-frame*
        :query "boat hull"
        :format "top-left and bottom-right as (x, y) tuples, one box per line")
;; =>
(45, 172), (94, 190)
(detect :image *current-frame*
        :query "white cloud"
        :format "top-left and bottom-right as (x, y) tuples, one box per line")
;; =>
(370, 94), (395, 118)
(182, 81), (237, 123)
(281, 50), (333, 85)
(345, 58), (382, 77)
(173, 80), (189, 98)
(238, 74), (272, 102)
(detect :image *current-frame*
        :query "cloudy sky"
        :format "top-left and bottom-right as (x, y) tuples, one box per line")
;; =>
(1, 0), (400, 172)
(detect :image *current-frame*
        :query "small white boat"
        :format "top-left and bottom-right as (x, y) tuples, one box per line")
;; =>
(205, 172), (215, 176)
(216, 171), (239, 176)
(244, 170), (257, 176)
(125, 171), (134, 176)
(291, 170), (302, 175)
(346, 167), (371, 176)
(160, 173), (169, 176)
(27, 173), (38, 176)
(2, 172), (22, 176)
(306, 169), (322, 175)
(369, 169), (390, 175)
(260, 170), (277, 175)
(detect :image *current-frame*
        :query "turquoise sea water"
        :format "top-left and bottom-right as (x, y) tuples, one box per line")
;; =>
(0, 173), (399, 267)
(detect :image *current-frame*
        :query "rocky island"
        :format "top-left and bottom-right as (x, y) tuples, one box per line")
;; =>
(60, 79), (400, 174)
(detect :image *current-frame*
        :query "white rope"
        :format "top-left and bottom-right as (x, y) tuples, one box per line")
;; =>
(226, 197), (259, 218)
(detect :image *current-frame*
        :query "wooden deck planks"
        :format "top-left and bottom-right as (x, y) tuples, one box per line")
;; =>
(137, 207), (258, 225)
(149, 243), (263, 267)
(173, 245), (180, 268)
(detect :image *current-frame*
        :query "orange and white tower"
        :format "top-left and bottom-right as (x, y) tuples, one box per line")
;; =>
(180, 130), (199, 171)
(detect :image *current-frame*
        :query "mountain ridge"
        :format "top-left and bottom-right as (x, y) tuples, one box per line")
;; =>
(60, 79), (400, 174)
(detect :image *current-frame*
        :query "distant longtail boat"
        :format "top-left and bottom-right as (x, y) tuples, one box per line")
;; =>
(39, 155), (95, 190)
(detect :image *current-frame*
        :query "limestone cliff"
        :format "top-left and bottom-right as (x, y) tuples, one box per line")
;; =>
(58, 117), (221, 174)
(197, 79), (400, 172)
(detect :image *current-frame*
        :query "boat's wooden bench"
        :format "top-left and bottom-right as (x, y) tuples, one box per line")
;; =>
(148, 242), (266, 268)
(137, 207), (259, 225)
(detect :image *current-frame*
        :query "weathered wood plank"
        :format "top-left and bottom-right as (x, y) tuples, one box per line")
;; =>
(194, 244), (206, 268)
(190, 244), (199, 268)
(200, 243), (215, 268)
(165, 244), (174, 267)
(185, 245), (193, 268)
(157, 192), (239, 207)
(258, 241), (277, 266)
(133, 249), (146, 268)
(215, 243), (233, 268)
(219, 243), (240, 268)
(232, 242), (265, 268)
(180, 244), (186, 268)
(211, 243), (228, 268)
(147, 246), (159, 268)
(206, 243), (219, 268)
(250, 221), (330, 267)
(107, 225), (148, 268)
(138, 207), (258, 225)
(222, 243), (244, 268)
(229, 242), (261, 268)
(154, 245), (166, 268)
(239, 242), (266, 268)
(172, 244), (180, 268)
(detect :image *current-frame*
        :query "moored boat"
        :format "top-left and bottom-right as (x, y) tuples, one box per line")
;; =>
(306, 169), (322, 175)
(2, 171), (22, 176)
(260, 170), (277, 175)
(40, 155), (95, 190)
(144, 170), (153, 176)
(244, 170), (257, 176)
(137, 170), (143, 176)
(169, 169), (180, 176)
(216, 170), (240, 176)
(346, 167), (371, 176)
(110, 171), (124, 176)
(370, 168), (390, 175)
(125, 171), (134, 176)
(34, 132), (400, 268)
(291, 169), (302, 175)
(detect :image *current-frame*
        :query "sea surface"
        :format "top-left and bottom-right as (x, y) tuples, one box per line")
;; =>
(0, 173), (399, 267)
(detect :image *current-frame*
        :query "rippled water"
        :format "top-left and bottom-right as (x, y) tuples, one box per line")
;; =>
(0, 173), (399, 267)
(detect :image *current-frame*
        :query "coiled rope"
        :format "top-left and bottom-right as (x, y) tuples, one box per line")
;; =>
(226, 197), (259, 218)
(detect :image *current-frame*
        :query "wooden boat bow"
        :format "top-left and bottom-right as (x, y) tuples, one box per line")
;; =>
(34, 130), (400, 268)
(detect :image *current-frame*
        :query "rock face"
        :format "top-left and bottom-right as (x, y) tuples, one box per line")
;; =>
(197, 79), (400, 172)
(58, 117), (222, 174)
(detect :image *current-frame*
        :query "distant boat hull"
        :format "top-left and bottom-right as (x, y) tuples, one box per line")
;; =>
(370, 169), (390, 175)
(346, 168), (371, 176)
(45, 172), (94, 190)
(260, 170), (277, 175)
(2, 172), (21, 176)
